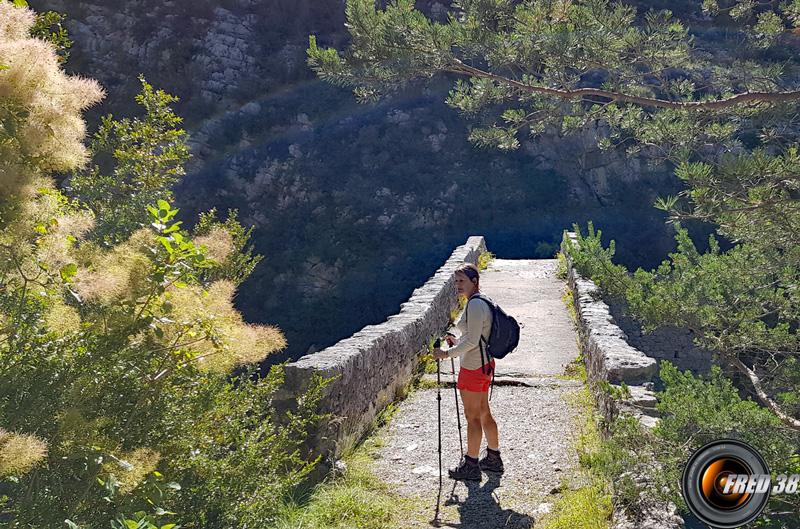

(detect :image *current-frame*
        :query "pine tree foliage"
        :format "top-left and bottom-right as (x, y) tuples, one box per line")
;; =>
(308, 0), (800, 432)
(308, 0), (800, 156)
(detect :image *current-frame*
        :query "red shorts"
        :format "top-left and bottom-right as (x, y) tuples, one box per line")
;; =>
(457, 360), (495, 393)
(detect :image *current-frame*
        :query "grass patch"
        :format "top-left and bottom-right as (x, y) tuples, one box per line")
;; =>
(560, 353), (587, 382)
(570, 386), (603, 463)
(538, 479), (613, 529)
(276, 438), (410, 529)
(537, 382), (614, 529)
(560, 287), (577, 325)
(372, 400), (402, 431)
(556, 251), (568, 280)
(415, 376), (439, 390)
(557, 286), (586, 382)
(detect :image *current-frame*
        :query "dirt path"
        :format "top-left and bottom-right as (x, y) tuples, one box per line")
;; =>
(371, 259), (585, 528)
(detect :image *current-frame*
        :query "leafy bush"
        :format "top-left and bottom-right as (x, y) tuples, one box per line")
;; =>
(68, 76), (190, 245)
(166, 367), (330, 528)
(563, 217), (800, 520)
(574, 362), (800, 522)
(0, 5), (328, 527)
(563, 220), (800, 432)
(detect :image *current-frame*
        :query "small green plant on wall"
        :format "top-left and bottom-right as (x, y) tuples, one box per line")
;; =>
(477, 250), (495, 271)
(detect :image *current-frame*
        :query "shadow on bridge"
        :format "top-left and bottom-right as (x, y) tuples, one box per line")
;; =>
(431, 473), (535, 529)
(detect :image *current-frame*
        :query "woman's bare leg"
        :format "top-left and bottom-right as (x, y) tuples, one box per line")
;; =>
(479, 391), (499, 450)
(459, 389), (484, 458)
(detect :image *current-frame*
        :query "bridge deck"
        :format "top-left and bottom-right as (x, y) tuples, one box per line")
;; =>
(370, 257), (585, 528)
(481, 258), (578, 378)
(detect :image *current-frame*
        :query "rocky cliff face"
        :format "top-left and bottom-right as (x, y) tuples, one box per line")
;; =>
(38, 0), (348, 117)
(34, 0), (697, 360)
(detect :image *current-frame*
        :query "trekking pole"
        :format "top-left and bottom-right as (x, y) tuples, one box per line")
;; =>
(434, 339), (443, 492)
(450, 357), (464, 458)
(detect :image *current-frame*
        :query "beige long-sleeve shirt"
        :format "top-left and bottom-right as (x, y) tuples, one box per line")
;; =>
(445, 293), (493, 370)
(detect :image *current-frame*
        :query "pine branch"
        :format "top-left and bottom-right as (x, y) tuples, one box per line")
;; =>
(444, 58), (800, 110)
(721, 349), (800, 431)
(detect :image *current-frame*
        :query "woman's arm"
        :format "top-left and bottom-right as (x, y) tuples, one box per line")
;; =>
(445, 299), (488, 359)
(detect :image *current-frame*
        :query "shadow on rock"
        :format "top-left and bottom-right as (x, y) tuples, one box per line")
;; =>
(435, 474), (534, 529)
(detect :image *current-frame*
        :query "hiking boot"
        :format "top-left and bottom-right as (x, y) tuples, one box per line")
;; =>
(448, 455), (481, 481)
(479, 448), (504, 473)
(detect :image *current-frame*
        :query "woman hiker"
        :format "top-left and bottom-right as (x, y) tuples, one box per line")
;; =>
(432, 263), (504, 481)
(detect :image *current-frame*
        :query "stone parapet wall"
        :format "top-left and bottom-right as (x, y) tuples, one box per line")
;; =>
(560, 231), (658, 426)
(277, 236), (486, 467)
(560, 231), (684, 529)
(607, 297), (713, 375)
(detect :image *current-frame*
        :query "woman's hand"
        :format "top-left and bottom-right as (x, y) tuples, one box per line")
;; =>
(445, 333), (456, 347)
(432, 348), (448, 360)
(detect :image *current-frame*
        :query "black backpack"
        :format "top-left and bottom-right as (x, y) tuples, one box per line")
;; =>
(466, 293), (520, 363)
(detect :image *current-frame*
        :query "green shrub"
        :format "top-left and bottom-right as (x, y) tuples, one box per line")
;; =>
(561, 222), (630, 298)
(167, 367), (330, 528)
(651, 361), (800, 514)
(0, 7), (328, 527)
(68, 76), (190, 246)
(583, 361), (800, 520)
(564, 219), (800, 434)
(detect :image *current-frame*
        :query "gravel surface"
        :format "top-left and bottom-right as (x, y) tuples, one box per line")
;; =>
(372, 382), (584, 528)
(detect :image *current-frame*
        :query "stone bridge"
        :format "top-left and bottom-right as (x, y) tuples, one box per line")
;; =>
(276, 233), (688, 528)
